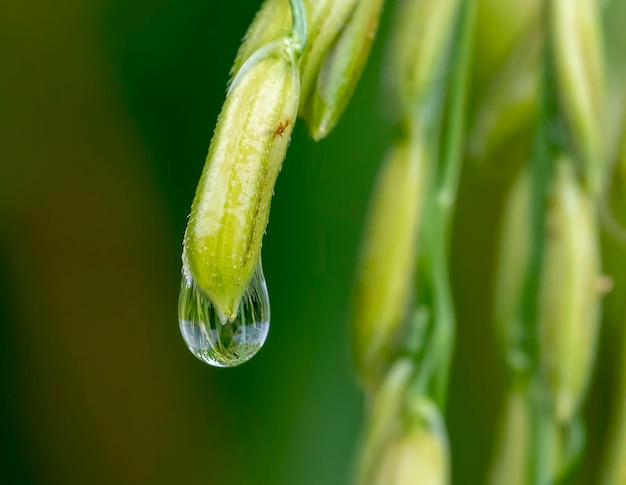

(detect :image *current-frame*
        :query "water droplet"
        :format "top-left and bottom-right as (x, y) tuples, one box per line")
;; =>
(178, 260), (270, 367)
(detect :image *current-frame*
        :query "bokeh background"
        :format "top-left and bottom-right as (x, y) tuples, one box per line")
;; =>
(1, 1), (625, 484)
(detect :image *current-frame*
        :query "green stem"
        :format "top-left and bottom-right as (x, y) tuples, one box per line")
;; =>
(289, 0), (307, 56)
(410, 0), (477, 408)
(529, 380), (557, 485)
(437, 0), (476, 236)
(520, 2), (564, 482)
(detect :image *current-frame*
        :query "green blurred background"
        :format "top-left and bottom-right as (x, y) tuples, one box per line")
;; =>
(0, 1), (624, 484)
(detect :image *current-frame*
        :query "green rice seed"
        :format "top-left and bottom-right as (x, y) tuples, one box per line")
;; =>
(184, 39), (300, 323)
(351, 135), (427, 387)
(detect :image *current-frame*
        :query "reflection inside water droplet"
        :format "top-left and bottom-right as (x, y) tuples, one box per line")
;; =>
(178, 261), (270, 367)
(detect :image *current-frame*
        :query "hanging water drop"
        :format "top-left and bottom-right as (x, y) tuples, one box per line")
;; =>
(178, 260), (270, 367)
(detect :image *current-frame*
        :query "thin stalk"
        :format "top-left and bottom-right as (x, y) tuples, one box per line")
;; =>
(520, 2), (563, 482)
(410, 0), (477, 408)
(289, 0), (307, 56)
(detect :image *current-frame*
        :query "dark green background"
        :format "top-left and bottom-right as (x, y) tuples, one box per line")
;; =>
(1, 1), (624, 484)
